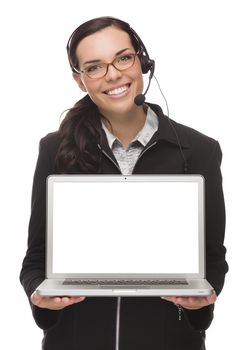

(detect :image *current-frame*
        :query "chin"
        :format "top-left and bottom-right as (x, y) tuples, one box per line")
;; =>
(113, 102), (138, 115)
(100, 97), (137, 117)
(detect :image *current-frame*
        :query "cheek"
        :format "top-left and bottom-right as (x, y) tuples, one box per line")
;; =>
(138, 74), (144, 91)
(133, 70), (144, 92)
(82, 79), (102, 95)
(132, 62), (144, 89)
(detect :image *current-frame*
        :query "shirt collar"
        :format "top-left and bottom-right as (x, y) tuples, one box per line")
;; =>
(101, 121), (116, 149)
(101, 106), (159, 149)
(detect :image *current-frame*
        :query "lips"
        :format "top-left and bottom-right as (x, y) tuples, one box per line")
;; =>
(103, 83), (131, 96)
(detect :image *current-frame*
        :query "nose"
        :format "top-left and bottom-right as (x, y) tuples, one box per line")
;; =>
(105, 64), (122, 82)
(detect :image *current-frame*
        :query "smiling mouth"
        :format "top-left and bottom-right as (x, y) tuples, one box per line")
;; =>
(104, 83), (131, 96)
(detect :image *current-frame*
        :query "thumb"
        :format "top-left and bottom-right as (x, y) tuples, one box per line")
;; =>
(31, 291), (42, 305)
(206, 290), (217, 304)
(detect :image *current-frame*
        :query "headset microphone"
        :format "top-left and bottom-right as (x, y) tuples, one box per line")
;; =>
(134, 60), (155, 106)
(134, 94), (145, 106)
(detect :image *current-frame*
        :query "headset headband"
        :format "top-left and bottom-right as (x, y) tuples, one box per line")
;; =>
(66, 17), (154, 75)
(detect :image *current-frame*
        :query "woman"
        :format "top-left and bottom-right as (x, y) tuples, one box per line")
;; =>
(20, 16), (228, 350)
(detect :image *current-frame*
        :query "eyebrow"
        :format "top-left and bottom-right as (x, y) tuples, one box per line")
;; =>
(83, 48), (132, 65)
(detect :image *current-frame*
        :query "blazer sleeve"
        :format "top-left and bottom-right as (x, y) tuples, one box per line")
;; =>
(20, 135), (62, 330)
(204, 141), (228, 293)
(183, 140), (228, 330)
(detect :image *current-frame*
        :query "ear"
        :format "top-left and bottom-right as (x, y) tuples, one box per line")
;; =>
(72, 73), (87, 92)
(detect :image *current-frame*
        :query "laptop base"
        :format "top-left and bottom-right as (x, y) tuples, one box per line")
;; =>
(36, 278), (214, 296)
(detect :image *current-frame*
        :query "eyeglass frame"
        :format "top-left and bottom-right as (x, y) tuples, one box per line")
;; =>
(74, 51), (140, 79)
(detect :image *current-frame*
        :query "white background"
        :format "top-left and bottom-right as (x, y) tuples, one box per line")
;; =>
(0, 0), (246, 348)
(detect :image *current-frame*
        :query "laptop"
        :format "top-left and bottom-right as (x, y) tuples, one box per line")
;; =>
(36, 174), (214, 296)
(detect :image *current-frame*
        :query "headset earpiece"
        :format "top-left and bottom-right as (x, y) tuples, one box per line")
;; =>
(129, 27), (155, 75)
(140, 54), (153, 74)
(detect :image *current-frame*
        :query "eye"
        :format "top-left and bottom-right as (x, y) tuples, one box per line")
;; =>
(118, 54), (134, 62)
(85, 64), (104, 73)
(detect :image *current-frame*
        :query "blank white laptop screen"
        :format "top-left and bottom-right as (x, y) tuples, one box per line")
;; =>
(51, 180), (199, 274)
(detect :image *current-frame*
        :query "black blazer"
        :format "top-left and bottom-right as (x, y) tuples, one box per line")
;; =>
(20, 103), (228, 350)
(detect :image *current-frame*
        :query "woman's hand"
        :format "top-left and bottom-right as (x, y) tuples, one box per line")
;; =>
(161, 291), (217, 310)
(31, 292), (86, 310)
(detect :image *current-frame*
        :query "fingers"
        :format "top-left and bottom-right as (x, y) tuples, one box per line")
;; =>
(31, 292), (86, 310)
(161, 296), (177, 303)
(206, 291), (217, 304)
(160, 292), (217, 310)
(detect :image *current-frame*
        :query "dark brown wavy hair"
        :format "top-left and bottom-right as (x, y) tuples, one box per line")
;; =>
(55, 17), (141, 173)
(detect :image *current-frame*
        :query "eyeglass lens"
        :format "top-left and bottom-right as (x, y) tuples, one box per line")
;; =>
(83, 53), (137, 78)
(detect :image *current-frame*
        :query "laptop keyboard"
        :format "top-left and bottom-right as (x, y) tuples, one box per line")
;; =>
(63, 279), (188, 286)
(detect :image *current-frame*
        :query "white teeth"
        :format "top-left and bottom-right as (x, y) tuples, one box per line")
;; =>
(106, 85), (129, 95)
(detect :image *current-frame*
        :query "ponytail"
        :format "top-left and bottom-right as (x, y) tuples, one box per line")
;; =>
(55, 94), (102, 173)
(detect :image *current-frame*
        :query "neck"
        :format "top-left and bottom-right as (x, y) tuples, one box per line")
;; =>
(101, 106), (147, 149)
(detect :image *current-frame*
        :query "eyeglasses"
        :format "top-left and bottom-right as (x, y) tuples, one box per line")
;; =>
(77, 52), (139, 79)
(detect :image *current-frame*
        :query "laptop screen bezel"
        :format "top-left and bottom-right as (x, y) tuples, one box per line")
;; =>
(46, 174), (205, 279)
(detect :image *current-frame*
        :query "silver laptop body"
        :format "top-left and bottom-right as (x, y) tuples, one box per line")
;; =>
(36, 174), (213, 296)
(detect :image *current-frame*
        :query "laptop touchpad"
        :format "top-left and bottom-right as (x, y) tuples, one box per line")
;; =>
(101, 285), (151, 289)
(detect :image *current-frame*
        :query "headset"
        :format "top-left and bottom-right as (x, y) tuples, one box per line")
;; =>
(66, 17), (187, 174)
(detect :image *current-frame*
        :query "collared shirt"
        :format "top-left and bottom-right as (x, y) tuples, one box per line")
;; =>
(101, 107), (159, 175)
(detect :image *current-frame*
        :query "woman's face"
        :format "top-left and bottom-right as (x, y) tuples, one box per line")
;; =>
(73, 26), (144, 119)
